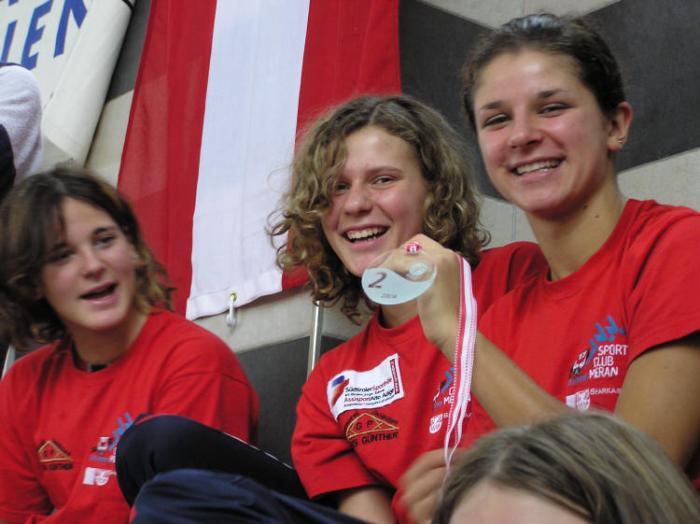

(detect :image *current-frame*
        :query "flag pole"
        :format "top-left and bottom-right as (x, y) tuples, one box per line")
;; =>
(307, 302), (324, 377)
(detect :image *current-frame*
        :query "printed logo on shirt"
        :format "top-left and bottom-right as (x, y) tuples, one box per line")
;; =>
(90, 436), (116, 464)
(345, 411), (399, 448)
(327, 354), (405, 420)
(568, 315), (628, 385)
(37, 440), (73, 470)
(429, 413), (447, 434)
(89, 412), (134, 463)
(571, 350), (588, 377)
(428, 368), (455, 434)
(566, 387), (621, 411)
(565, 389), (591, 410)
(82, 466), (115, 487)
(431, 367), (454, 412)
(96, 436), (112, 452)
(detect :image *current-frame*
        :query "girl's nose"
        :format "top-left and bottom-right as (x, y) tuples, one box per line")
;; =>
(507, 114), (542, 149)
(343, 183), (373, 214)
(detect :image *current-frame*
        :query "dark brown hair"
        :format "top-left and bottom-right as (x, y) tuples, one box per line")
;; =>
(0, 166), (172, 348)
(463, 13), (626, 130)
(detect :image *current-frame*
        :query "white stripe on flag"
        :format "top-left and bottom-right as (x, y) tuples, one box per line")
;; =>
(187, 1), (311, 319)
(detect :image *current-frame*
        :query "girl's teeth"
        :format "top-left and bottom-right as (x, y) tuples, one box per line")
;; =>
(516, 159), (560, 175)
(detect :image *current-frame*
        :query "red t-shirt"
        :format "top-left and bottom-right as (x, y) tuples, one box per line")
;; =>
(292, 242), (545, 522)
(0, 310), (258, 524)
(474, 199), (700, 482)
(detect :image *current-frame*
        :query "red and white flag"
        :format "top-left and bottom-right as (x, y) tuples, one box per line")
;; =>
(118, 0), (401, 318)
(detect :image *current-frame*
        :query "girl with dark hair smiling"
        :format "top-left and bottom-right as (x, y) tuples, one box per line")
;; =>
(0, 167), (257, 524)
(401, 13), (700, 523)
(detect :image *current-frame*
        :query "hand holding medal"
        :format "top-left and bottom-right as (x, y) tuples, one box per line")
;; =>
(361, 241), (437, 305)
(361, 239), (476, 470)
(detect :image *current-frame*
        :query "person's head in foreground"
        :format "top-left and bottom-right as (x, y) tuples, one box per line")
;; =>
(462, 12), (631, 223)
(0, 166), (171, 351)
(434, 412), (700, 524)
(271, 94), (488, 321)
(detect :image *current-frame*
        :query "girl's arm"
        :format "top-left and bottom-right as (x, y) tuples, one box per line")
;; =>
(412, 233), (700, 467)
(398, 337), (700, 523)
(615, 336), (700, 466)
(469, 332), (570, 426)
(411, 233), (570, 424)
(338, 487), (396, 524)
(474, 331), (700, 469)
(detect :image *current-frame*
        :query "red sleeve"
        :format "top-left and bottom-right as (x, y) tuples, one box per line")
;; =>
(152, 328), (259, 444)
(291, 357), (377, 499)
(0, 363), (52, 522)
(626, 215), (700, 359)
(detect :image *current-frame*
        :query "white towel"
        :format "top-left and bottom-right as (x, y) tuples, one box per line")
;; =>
(0, 63), (43, 183)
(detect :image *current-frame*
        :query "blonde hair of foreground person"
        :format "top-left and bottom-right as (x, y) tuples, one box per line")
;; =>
(434, 412), (700, 524)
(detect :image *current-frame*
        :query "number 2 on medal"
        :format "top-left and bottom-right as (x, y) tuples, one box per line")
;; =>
(368, 271), (387, 288)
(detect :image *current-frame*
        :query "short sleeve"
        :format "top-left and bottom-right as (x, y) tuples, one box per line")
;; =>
(291, 362), (377, 499)
(152, 331), (259, 444)
(626, 215), (700, 359)
(0, 369), (52, 522)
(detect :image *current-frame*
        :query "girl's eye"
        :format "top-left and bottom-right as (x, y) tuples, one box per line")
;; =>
(95, 234), (116, 248)
(373, 175), (395, 185)
(46, 248), (72, 265)
(482, 113), (508, 128)
(541, 103), (567, 115)
(332, 181), (350, 194)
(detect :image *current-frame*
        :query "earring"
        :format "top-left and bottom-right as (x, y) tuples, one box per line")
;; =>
(617, 137), (625, 145)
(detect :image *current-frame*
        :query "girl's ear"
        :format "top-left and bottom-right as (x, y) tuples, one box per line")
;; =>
(607, 101), (633, 153)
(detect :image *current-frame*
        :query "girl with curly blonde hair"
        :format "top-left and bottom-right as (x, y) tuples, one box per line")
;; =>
(270, 94), (489, 322)
(282, 94), (543, 523)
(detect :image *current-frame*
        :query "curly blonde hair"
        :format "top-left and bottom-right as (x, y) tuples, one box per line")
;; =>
(0, 167), (173, 349)
(269, 95), (488, 322)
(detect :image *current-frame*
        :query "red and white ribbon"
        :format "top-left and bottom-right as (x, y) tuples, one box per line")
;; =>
(443, 256), (477, 469)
